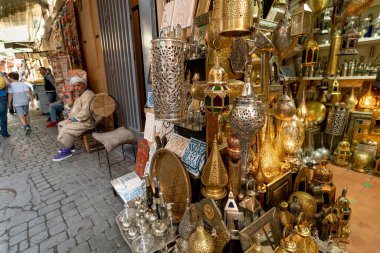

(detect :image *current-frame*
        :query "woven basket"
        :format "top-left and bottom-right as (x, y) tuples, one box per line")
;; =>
(91, 93), (116, 117)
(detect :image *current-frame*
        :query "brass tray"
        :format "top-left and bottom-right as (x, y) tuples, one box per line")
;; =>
(149, 149), (192, 223)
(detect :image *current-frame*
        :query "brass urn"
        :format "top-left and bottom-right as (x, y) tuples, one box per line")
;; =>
(188, 226), (215, 253)
(352, 149), (372, 173)
(201, 137), (229, 200)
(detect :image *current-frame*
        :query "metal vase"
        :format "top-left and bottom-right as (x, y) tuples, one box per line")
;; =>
(151, 32), (185, 121)
(230, 77), (265, 178)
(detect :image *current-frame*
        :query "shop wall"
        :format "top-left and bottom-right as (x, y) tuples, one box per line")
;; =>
(96, 0), (143, 131)
(76, 0), (108, 94)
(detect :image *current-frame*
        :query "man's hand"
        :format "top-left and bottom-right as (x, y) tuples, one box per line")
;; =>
(30, 100), (35, 109)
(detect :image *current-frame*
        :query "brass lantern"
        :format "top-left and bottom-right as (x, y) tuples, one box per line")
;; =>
(334, 135), (352, 167)
(329, 78), (342, 103)
(302, 38), (319, 66)
(220, 0), (254, 37)
(291, 2), (313, 37)
(281, 115), (305, 158)
(358, 84), (377, 112)
(204, 56), (230, 113)
(201, 137), (229, 200)
(340, 28), (360, 55)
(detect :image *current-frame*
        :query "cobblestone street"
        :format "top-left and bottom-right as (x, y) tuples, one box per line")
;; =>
(0, 108), (134, 253)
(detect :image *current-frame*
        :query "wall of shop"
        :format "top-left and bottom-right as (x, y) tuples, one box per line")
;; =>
(96, 0), (143, 131)
(76, 0), (108, 94)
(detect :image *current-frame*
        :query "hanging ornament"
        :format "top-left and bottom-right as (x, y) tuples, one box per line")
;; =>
(272, 9), (296, 60)
(220, 0), (254, 37)
(273, 83), (297, 121)
(291, 1), (313, 37)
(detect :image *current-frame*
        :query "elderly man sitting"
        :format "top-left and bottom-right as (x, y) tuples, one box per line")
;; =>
(53, 76), (100, 161)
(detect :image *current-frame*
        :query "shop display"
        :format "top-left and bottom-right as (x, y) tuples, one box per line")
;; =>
(116, 0), (380, 252)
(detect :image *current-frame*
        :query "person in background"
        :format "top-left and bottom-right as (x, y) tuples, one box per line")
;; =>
(0, 71), (10, 138)
(38, 66), (57, 105)
(46, 99), (64, 128)
(7, 72), (35, 135)
(53, 76), (100, 161)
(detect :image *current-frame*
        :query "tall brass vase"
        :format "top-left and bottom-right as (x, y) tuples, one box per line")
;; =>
(326, 31), (342, 76)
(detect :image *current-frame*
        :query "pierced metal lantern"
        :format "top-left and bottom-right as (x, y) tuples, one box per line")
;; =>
(325, 103), (348, 136)
(273, 83), (297, 121)
(201, 137), (228, 200)
(151, 29), (185, 121)
(204, 56), (230, 113)
(220, 0), (254, 37)
(230, 77), (265, 177)
(302, 38), (319, 66)
(340, 28), (360, 55)
(272, 11), (295, 60)
(291, 2), (313, 37)
(281, 115), (305, 157)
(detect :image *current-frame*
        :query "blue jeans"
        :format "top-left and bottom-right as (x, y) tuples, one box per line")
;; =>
(46, 92), (57, 103)
(0, 96), (9, 136)
(49, 101), (64, 122)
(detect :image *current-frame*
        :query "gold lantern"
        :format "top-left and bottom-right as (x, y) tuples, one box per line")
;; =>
(189, 226), (215, 253)
(345, 85), (358, 110)
(358, 84), (377, 112)
(302, 38), (319, 66)
(204, 56), (230, 113)
(291, 2), (313, 37)
(259, 115), (282, 183)
(312, 161), (336, 207)
(340, 28), (360, 55)
(281, 115), (305, 158)
(334, 136), (352, 167)
(220, 0), (254, 37)
(201, 137), (229, 200)
(329, 78), (342, 103)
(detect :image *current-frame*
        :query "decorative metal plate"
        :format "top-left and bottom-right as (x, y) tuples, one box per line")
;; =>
(149, 149), (192, 223)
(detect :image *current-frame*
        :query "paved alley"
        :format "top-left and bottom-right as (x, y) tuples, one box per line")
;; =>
(0, 108), (134, 253)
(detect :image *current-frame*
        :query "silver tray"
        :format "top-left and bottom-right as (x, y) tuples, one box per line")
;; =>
(116, 211), (177, 253)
